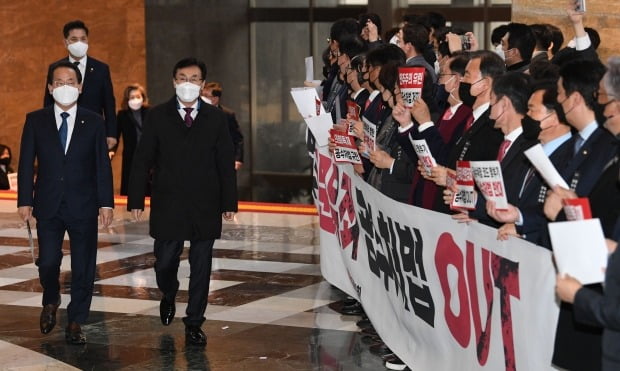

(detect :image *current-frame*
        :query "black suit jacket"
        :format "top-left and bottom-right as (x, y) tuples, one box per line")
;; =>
(470, 133), (538, 227)
(446, 108), (504, 168)
(44, 56), (117, 138)
(127, 97), (238, 241)
(17, 106), (114, 219)
(560, 127), (618, 197)
(517, 140), (573, 246)
(218, 104), (244, 163)
(574, 241), (620, 369)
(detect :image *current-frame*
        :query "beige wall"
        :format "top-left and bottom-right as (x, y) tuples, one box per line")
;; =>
(512, 0), (619, 62)
(0, 1), (146, 194)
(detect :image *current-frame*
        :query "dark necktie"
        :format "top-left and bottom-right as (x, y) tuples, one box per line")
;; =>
(73, 61), (80, 67)
(59, 112), (69, 152)
(183, 107), (193, 127)
(573, 134), (584, 155)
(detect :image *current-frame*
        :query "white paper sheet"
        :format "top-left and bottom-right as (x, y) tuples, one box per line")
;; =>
(549, 218), (608, 285)
(304, 113), (333, 147)
(290, 87), (326, 118)
(305, 56), (314, 82)
(524, 144), (569, 189)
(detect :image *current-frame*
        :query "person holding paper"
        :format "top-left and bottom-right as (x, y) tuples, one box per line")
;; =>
(463, 72), (538, 227)
(544, 59), (617, 222)
(396, 23), (437, 83)
(556, 239), (620, 371)
(393, 53), (473, 209)
(487, 81), (573, 244)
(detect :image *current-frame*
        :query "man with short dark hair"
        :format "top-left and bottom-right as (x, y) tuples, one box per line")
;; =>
(44, 20), (117, 150)
(19, 61), (114, 345)
(128, 57), (238, 346)
(397, 23), (437, 83)
(201, 82), (244, 170)
(501, 22), (536, 72)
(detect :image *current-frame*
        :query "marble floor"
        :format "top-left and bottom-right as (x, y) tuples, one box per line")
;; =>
(0, 199), (388, 371)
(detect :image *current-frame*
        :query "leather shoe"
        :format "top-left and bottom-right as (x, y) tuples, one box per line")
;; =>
(340, 301), (364, 315)
(160, 298), (175, 326)
(65, 322), (86, 345)
(369, 342), (392, 357)
(185, 326), (207, 346)
(40, 303), (60, 334)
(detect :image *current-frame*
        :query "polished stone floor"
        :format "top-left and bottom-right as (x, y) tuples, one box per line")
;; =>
(0, 200), (388, 370)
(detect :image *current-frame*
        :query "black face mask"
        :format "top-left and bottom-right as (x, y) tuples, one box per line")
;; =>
(521, 115), (542, 140)
(0, 158), (10, 166)
(459, 82), (476, 108)
(435, 83), (449, 107)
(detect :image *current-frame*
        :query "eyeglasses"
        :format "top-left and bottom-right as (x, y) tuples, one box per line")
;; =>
(175, 77), (203, 84)
(438, 73), (456, 78)
(52, 80), (78, 88)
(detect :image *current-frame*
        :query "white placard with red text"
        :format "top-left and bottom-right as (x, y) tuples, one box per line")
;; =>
(313, 146), (558, 371)
(470, 161), (508, 210)
(452, 161), (477, 210)
(398, 67), (425, 108)
(330, 129), (362, 164)
(411, 139), (437, 176)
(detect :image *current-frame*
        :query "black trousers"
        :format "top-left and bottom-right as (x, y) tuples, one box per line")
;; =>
(37, 203), (98, 324)
(154, 239), (215, 327)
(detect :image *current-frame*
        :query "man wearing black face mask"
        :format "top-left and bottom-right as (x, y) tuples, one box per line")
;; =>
(464, 72), (538, 227)
(487, 81), (573, 245)
(447, 51), (505, 166)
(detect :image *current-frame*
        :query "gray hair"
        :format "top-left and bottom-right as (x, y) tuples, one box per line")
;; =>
(604, 56), (620, 99)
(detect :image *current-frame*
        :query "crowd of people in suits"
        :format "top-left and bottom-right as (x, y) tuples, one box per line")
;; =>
(317, 4), (619, 371)
(16, 20), (240, 348)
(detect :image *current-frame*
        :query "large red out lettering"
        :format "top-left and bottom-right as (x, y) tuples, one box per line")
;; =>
(435, 233), (520, 371)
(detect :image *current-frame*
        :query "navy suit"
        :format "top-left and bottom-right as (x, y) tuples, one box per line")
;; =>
(552, 126), (618, 371)
(17, 106), (113, 324)
(44, 56), (117, 138)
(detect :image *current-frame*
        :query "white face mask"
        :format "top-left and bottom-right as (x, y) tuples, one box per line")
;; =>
(494, 44), (505, 61)
(389, 35), (399, 46)
(52, 85), (80, 106)
(67, 41), (88, 58)
(176, 82), (201, 103)
(201, 95), (213, 105)
(128, 97), (143, 110)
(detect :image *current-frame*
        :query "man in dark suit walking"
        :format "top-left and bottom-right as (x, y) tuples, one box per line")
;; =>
(201, 82), (244, 170)
(127, 57), (238, 346)
(18, 61), (114, 345)
(44, 20), (117, 150)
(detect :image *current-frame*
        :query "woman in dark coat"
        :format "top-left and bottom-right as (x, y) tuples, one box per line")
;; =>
(112, 84), (150, 195)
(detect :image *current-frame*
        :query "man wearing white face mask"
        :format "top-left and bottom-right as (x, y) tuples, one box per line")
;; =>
(18, 61), (114, 345)
(44, 20), (117, 151)
(127, 57), (237, 347)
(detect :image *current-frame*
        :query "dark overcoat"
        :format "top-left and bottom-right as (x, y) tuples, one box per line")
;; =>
(127, 97), (237, 240)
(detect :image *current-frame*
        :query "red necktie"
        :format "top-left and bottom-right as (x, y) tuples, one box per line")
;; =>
(364, 98), (371, 111)
(497, 139), (511, 162)
(464, 115), (474, 131)
(441, 107), (453, 121)
(183, 107), (193, 127)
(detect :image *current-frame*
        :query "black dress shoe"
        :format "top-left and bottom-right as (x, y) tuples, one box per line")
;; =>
(40, 303), (60, 334)
(340, 301), (364, 315)
(160, 298), (175, 326)
(185, 326), (207, 346)
(65, 322), (86, 345)
(369, 342), (392, 357)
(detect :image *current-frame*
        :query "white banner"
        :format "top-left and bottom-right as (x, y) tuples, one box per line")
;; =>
(313, 146), (559, 371)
